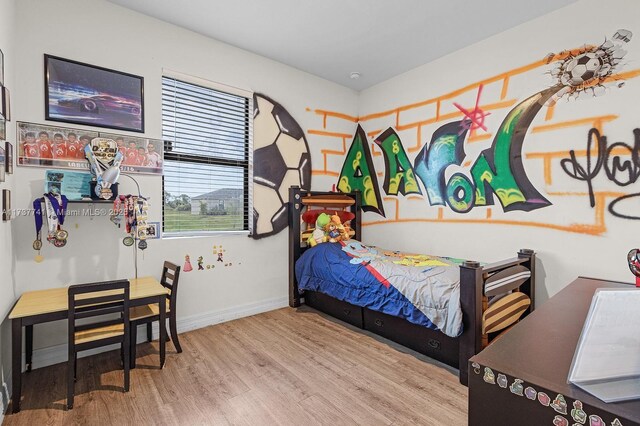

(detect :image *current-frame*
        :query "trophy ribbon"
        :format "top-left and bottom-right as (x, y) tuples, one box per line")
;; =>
(44, 193), (68, 246)
(32, 198), (44, 252)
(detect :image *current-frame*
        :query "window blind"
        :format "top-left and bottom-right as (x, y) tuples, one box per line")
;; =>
(162, 76), (252, 234)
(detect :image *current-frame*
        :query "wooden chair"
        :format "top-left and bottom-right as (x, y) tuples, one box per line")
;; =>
(67, 279), (130, 410)
(130, 261), (181, 367)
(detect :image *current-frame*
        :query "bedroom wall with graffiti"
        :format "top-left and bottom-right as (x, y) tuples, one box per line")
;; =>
(304, 0), (640, 298)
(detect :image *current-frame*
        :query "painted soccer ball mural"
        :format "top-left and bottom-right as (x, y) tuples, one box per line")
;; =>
(252, 93), (311, 239)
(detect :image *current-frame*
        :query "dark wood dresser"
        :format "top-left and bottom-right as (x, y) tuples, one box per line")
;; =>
(469, 277), (640, 426)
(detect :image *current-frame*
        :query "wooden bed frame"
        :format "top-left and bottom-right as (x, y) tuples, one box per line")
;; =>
(288, 187), (536, 385)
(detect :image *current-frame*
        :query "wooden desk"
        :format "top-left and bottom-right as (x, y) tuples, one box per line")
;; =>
(9, 276), (168, 414)
(468, 277), (640, 426)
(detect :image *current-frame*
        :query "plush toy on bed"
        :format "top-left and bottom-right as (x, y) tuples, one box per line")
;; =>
(330, 214), (350, 242)
(325, 221), (342, 243)
(308, 212), (331, 247)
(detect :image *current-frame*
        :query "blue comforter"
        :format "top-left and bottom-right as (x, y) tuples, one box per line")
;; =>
(295, 241), (464, 337)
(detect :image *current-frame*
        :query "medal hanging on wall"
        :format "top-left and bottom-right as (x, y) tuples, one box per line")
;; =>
(43, 193), (69, 248)
(135, 198), (149, 251)
(111, 195), (125, 228)
(122, 195), (135, 247)
(32, 198), (44, 262)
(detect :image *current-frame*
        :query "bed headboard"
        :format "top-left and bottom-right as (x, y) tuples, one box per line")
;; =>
(288, 186), (362, 307)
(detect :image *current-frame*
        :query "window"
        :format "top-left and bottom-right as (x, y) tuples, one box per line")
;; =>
(162, 75), (252, 235)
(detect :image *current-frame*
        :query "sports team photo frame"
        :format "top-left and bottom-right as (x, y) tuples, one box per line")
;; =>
(45, 55), (144, 133)
(16, 121), (163, 175)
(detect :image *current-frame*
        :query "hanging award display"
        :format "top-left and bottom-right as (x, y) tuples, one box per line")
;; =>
(112, 194), (151, 250)
(135, 198), (149, 251)
(33, 192), (68, 260)
(43, 192), (68, 247)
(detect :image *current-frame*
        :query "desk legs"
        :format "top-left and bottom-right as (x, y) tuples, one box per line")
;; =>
(159, 296), (166, 368)
(25, 325), (33, 372)
(11, 318), (22, 414)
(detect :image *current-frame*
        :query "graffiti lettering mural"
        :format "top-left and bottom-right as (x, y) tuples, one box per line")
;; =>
(562, 128), (640, 220)
(367, 85), (560, 215)
(470, 85), (559, 212)
(309, 29), (639, 235)
(414, 121), (467, 207)
(374, 128), (421, 197)
(337, 125), (385, 216)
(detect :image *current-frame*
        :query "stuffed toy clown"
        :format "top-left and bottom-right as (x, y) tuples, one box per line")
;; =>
(308, 213), (330, 247)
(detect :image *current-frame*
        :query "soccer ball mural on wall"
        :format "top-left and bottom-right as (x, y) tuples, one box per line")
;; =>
(251, 93), (311, 239)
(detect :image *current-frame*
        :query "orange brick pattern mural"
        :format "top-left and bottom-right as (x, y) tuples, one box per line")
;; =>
(306, 30), (640, 236)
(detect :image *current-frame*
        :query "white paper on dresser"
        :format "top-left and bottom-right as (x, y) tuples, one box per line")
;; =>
(568, 288), (640, 403)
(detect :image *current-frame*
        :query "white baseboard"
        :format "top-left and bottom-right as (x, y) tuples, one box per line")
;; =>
(19, 295), (288, 373)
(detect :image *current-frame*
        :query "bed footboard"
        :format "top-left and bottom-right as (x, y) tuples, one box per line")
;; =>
(458, 249), (536, 385)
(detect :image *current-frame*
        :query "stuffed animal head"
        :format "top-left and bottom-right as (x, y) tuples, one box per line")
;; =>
(331, 214), (342, 225)
(316, 213), (331, 229)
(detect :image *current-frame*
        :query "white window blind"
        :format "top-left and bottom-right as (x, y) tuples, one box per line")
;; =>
(162, 76), (252, 235)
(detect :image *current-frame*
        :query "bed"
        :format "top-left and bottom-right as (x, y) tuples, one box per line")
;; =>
(288, 187), (536, 385)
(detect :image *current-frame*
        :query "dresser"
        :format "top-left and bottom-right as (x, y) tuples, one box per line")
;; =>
(468, 277), (640, 426)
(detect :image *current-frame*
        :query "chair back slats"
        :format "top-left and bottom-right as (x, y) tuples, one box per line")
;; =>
(161, 262), (181, 311)
(75, 318), (124, 332)
(75, 302), (124, 319)
(74, 293), (126, 308)
(68, 279), (130, 336)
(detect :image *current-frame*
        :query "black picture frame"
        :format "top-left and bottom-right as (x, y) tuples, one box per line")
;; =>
(44, 55), (144, 133)
(0, 49), (4, 86)
(1, 85), (10, 121)
(0, 146), (4, 182)
(2, 189), (10, 221)
(5, 141), (12, 174)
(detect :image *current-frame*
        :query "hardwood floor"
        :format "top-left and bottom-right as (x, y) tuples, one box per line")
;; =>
(3, 307), (468, 425)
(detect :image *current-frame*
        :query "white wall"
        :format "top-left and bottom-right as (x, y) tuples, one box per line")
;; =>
(10, 0), (357, 355)
(0, 0), (16, 417)
(354, 0), (640, 301)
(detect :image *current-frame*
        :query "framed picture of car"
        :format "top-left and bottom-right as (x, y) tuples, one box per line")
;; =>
(45, 55), (144, 133)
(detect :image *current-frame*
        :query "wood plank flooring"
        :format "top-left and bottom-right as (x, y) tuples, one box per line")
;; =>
(3, 307), (468, 425)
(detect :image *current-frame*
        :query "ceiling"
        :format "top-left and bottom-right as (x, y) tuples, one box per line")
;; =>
(109, 0), (578, 91)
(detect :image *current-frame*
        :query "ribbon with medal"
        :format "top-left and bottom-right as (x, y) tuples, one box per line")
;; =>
(33, 193), (68, 260)
(113, 194), (148, 249)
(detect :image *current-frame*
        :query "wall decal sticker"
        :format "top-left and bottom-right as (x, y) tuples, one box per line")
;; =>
(252, 93), (311, 239)
(183, 254), (193, 272)
(197, 256), (204, 270)
(337, 125), (385, 216)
